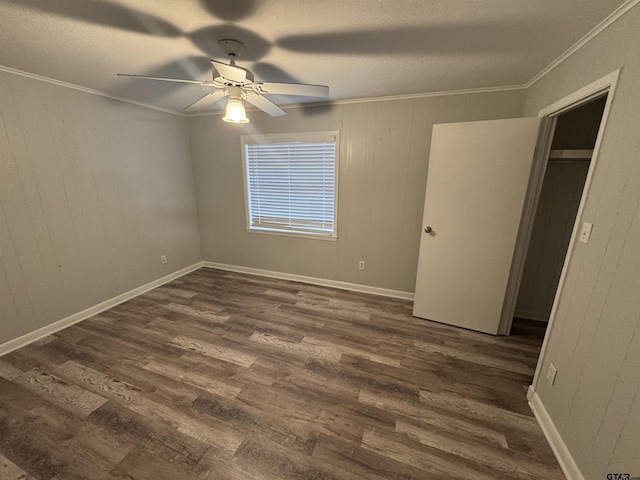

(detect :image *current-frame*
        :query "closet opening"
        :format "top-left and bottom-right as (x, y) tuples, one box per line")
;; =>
(512, 95), (607, 336)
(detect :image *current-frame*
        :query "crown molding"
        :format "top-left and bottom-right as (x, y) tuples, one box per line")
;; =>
(0, 64), (184, 117)
(185, 83), (528, 118)
(526, 0), (640, 88)
(305, 84), (527, 106)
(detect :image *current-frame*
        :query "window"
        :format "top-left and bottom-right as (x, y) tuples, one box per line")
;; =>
(241, 132), (339, 239)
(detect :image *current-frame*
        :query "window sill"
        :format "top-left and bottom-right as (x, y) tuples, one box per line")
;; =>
(246, 228), (338, 242)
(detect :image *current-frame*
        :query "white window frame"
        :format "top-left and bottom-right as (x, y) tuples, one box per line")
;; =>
(241, 131), (339, 241)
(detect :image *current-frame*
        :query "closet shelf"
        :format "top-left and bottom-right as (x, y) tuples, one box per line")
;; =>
(548, 149), (593, 160)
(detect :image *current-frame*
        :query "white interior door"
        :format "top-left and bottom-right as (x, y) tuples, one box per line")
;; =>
(413, 117), (542, 334)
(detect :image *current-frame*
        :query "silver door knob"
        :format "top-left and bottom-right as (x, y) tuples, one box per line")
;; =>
(424, 226), (433, 233)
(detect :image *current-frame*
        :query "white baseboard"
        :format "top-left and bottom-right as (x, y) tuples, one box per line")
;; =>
(529, 391), (585, 480)
(202, 262), (414, 301)
(0, 262), (204, 357)
(527, 384), (535, 402)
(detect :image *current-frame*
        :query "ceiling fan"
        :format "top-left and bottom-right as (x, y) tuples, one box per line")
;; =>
(118, 39), (329, 123)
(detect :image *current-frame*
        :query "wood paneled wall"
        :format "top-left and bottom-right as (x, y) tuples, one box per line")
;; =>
(523, 4), (640, 478)
(0, 72), (202, 345)
(188, 91), (525, 293)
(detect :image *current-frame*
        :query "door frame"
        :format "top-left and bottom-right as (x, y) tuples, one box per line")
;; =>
(497, 69), (621, 391)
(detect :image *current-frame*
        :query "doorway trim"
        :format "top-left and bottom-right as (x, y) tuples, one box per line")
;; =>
(520, 69), (621, 393)
(500, 70), (622, 336)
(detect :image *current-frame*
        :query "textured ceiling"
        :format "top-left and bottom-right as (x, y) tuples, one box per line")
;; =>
(0, 0), (629, 114)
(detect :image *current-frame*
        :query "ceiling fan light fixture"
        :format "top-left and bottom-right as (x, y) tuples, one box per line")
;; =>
(223, 87), (249, 124)
(223, 97), (249, 124)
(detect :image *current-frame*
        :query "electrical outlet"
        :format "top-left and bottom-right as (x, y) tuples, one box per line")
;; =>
(358, 260), (365, 270)
(547, 363), (557, 385)
(161, 255), (167, 264)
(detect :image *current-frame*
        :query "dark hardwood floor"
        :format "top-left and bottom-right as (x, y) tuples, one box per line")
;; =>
(0, 268), (564, 479)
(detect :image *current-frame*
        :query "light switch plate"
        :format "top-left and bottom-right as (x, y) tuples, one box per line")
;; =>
(579, 222), (593, 244)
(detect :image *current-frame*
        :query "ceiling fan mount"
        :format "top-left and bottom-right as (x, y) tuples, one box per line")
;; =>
(215, 39), (254, 85)
(218, 39), (244, 59)
(117, 38), (329, 121)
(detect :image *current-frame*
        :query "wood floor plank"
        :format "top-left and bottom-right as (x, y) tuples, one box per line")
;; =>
(142, 358), (242, 399)
(195, 448), (276, 480)
(232, 438), (347, 480)
(349, 350), (536, 415)
(14, 368), (107, 418)
(249, 332), (343, 362)
(358, 388), (510, 449)
(312, 433), (432, 480)
(28, 402), (135, 475)
(192, 393), (318, 456)
(55, 360), (244, 454)
(362, 428), (499, 480)
(171, 335), (258, 367)
(0, 267), (563, 479)
(395, 419), (565, 479)
(0, 359), (23, 381)
(164, 302), (231, 323)
(0, 404), (119, 480)
(302, 335), (401, 366)
(305, 356), (419, 401)
(237, 381), (394, 445)
(88, 401), (209, 467)
(0, 452), (34, 480)
(418, 389), (540, 433)
(110, 445), (200, 479)
(414, 340), (536, 375)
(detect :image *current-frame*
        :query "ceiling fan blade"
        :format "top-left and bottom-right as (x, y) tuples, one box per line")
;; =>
(243, 94), (286, 117)
(254, 82), (329, 98)
(211, 60), (247, 83)
(117, 73), (211, 85)
(185, 90), (227, 111)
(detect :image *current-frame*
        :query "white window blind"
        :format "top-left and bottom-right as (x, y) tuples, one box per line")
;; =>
(242, 132), (338, 238)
